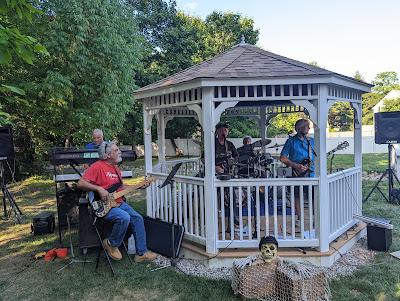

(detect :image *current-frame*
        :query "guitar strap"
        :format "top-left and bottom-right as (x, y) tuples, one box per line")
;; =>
(307, 138), (312, 178)
(114, 166), (126, 202)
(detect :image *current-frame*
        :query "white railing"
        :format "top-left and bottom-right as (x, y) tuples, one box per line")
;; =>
(165, 157), (202, 177)
(215, 177), (319, 249)
(328, 167), (361, 242)
(147, 171), (206, 245)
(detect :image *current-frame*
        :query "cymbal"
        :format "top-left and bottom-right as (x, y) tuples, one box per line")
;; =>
(266, 143), (285, 149)
(193, 140), (203, 146)
(252, 139), (272, 148)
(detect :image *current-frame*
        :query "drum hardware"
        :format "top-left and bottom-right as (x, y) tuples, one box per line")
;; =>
(252, 139), (272, 148)
(265, 143), (285, 149)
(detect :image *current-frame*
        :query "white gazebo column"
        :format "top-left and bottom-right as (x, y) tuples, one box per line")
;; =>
(143, 105), (155, 216)
(156, 110), (166, 172)
(202, 87), (218, 254)
(352, 102), (363, 214)
(314, 84), (330, 252)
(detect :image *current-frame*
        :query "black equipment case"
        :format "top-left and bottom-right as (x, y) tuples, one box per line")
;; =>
(143, 215), (184, 258)
(32, 212), (55, 235)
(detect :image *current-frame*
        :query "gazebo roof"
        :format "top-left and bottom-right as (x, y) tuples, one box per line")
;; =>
(135, 44), (371, 94)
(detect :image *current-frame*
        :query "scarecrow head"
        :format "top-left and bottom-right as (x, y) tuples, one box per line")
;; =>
(259, 236), (278, 263)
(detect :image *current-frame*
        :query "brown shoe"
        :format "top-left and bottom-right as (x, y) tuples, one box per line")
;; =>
(103, 238), (122, 260)
(134, 251), (157, 262)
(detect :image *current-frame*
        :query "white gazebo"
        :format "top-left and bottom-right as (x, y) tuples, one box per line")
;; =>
(134, 41), (372, 267)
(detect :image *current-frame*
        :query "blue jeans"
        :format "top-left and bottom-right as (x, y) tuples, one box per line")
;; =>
(103, 202), (148, 255)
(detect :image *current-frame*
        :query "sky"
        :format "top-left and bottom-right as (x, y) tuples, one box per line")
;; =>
(175, 0), (400, 83)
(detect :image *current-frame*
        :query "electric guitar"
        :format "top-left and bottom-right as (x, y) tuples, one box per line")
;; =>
(89, 177), (156, 217)
(292, 141), (349, 177)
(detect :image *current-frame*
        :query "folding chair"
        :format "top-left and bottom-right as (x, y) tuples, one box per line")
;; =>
(79, 194), (133, 277)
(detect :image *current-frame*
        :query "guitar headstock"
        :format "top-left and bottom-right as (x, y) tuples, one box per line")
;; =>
(145, 177), (157, 184)
(337, 141), (349, 151)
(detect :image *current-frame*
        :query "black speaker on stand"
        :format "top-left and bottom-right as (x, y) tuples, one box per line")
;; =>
(0, 127), (22, 223)
(364, 111), (400, 203)
(0, 127), (15, 160)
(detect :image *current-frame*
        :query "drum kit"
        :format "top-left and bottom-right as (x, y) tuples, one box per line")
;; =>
(232, 139), (284, 179)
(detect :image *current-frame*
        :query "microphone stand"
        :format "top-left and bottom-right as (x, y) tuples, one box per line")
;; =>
(304, 135), (317, 158)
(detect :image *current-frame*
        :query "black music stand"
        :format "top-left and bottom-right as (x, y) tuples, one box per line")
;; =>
(158, 163), (182, 189)
(0, 159), (22, 224)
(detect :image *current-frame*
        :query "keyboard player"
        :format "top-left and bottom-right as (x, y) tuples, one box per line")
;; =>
(83, 129), (106, 169)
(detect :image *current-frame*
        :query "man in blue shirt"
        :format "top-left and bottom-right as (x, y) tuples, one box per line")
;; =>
(83, 129), (105, 169)
(280, 119), (314, 226)
(85, 129), (104, 149)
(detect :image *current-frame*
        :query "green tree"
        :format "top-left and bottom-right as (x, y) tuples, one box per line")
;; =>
(0, 0), (47, 65)
(371, 71), (400, 94)
(220, 116), (260, 138)
(2, 0), (142, 178)
(201, 11), (259, 60)
(353, 71), (365, 82)
(383, 97), (400, 112)
(308, 61), (323, 68)
(119, 7), (260, 144)
(362, 92), (383, 125)
(41, 0), (142, 146)
(0, 0), (48, 125)
(267, 113), (304, 137)
(328, 102), (353, 132)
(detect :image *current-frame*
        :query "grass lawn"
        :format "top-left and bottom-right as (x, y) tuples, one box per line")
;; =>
(1, 153), (399, 301)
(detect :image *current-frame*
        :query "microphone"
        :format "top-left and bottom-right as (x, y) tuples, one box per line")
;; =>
(222, 134), (226, 141)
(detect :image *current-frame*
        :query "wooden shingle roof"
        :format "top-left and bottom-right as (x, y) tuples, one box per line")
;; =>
(135, 44), (364, 94)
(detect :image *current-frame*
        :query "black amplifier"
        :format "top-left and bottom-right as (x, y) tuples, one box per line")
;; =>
(32, 212), (55, 235)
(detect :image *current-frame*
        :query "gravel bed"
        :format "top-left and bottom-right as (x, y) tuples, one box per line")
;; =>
(152, 237), (380, 281)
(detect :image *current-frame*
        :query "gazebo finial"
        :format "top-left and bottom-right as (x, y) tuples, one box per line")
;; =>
(231, 35), (253, 49)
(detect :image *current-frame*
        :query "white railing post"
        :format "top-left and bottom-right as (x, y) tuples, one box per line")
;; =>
(203, 87), (218, 254)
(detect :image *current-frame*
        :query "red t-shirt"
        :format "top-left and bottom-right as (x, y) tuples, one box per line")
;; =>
(82, 160), (124, 203)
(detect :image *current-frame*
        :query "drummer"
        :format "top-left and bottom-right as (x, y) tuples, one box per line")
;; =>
(237, 136), (254, 157)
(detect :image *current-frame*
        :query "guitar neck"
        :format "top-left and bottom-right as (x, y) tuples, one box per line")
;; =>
(112, 181), (146, 199)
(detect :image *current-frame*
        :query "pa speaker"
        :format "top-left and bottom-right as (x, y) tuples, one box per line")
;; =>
(0, 127), (15, 160)
(375, 111), (400, 144)
(143, 215), (184, 258)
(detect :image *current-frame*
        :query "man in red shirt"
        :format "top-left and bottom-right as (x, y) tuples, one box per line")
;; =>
(78, 142), (157, 262)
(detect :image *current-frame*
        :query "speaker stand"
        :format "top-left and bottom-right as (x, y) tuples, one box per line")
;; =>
(364, 144), (400, 203)
(0, 161), (22, 224)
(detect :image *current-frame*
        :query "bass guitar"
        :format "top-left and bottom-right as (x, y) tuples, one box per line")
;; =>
(292, 141), (349, 177)
(89, 177), (156, 217)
